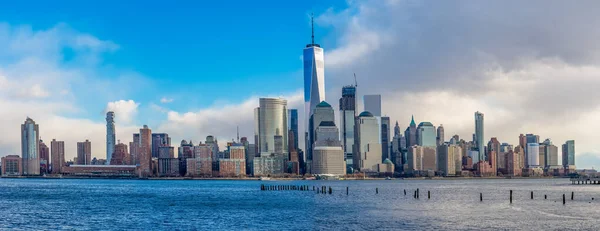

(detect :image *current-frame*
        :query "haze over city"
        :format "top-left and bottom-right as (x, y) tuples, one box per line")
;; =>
(1, 0), (599, 169)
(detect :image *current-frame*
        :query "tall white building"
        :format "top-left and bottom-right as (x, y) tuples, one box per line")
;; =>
(527, 143), (540, 167)
(106, 111), (116, 165)
(363, 95), (382, 117)
(353, 111), (382, 172)
(21, 117), (40, 175)
(304, 16), (325, 155)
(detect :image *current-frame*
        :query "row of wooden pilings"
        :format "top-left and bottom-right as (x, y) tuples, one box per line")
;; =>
(260, 185), (593, 204)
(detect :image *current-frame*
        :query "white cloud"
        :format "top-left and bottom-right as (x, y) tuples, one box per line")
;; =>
(160, 97), (173, 103)
(105, 100), (139, 124)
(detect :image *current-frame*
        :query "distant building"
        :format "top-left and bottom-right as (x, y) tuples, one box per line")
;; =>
(487, 137), (500, 174)
(158, 158), (179, 177)
(404, 116), (417, 148)
(178, 140), (194, 176)
(219, 145), (246, 177)
(417, 122), (436, 148)
(62, 165), (137, 177)
(407, 145), (437, 175)
(437, 144), (462, 176)
(186, 144), (212, 177)
(308, 101), (335, 169)
(312, 121), (345, 176)
(339, 85), (356, 171)
(139, 125), (152, 177)
(505, 150), (522, 176)
(1, 155), (22, 176)
(39, 140), (50, 174)
(106, 111), (116, 165)
(562, 140), (575, 170)
(256, 98), (288, 156)
(21, 117), (40, 176)
(50, 139), (65, 174)
(76, 140), (92, 165)
(129, 133), (140, 165)
(253, 154), (285, 176)
(288, 109), (299, 151)
(474, 111), (484, 162)
(436, 125), (445, 147)
(152, 133), (171, 158)
(381, 116), (390, 162)
(303, 23), (326, 144)
(527, 143), (540, 168)
(110, 142), (129, 165)
(353, 111), (382, 172)
(158, 146), (174, 159)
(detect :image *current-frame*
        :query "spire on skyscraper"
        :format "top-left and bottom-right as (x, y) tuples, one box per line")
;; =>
(410, 115), (416, 127)
(311, 12), (314, 46)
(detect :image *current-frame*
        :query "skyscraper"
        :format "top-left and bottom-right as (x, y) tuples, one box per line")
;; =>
(111, 141), (129, 165)
(312, 121), (345, 175)
(381, 116), (390, 162)
(526, 143), (540, 168)
(404, 116), (417, 147)
(50, 139), (65, 174)
(21, 117), (40, 175)
(436, 125), (444, 146)
(487, 137), (501, 173)
(76, 140), (91, 165)
(308, 101), (334, 165)
(303, 15), (325, 134)
(152, 133), (171, 158)
(353, 111), (382, 172)
(417, 122), (436, 148)
(106, 111), (115, 165)
(339, 85), (356, 169)
(562, 140), (575, 169)
(363, 95), (382, 117)
(256, 98), (288, 155)
(287, 109), (298, 151)
(139, 125), (152, 177)
(39, 140), (49, 174)
(474, 111), (484, 162)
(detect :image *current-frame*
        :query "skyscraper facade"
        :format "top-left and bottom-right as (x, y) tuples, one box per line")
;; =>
(39, 140), (50, 174)
(152, 133), (171, 158)
(139, 125), (152, 177)
(50, 139), (65, 174)
(436, 125), (444, 146)
(111, 142), (129, 165)
(287, 109), (298, 151)
(303, 17), (325, 135)
(256, 98), (288, 155)
(417, 122), (436, 147)
(312, 121), (345, 175)
(404, 116), (417, 147)
(339, 85), (356, 169)
(21, 117), (40, 175)
(526, 143), (540, 167)
(106, 111), (115, 165)
(363, 95), (382, 117)
(562, 140), (575, 169)
(308, 101), (334, 163)
(474, 111), (485, 162)
(76, 140), (92, 165)
(381, 116), (390, 162)
(353, 111), (382, 172)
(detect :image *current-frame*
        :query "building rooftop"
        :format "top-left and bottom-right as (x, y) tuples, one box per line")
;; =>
(418, 122), (434, 127)
(358, 111), (374, 117)
(318, 121), (336, 127)
(316, 101), (332, 108)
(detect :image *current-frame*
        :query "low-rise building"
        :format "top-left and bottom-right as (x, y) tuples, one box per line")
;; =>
(1, 155), (22, 176)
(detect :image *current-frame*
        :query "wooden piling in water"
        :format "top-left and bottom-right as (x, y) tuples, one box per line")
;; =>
(404, 189), (406, 196)
(571, 192), (574, 200)
(346, 187), (349, 195)
(563, 194), (566, 204)
(329, 187), (332, 194)
(531, 191), (533, 200)
(510, 190), (513, 204)
(480, 193), (483, 202)
(428, 191), (430, 199)
(376, 188), (378, 194)
(417, 188), (419, 199)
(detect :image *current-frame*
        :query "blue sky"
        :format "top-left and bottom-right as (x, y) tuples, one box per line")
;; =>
(0, 0), (344, 117)
(1, 1), (600, 168)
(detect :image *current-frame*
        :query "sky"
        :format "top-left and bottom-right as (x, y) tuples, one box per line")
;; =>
(1, 0), (600, 169)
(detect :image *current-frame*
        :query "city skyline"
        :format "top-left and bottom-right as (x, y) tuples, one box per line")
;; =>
(0, 1), (599, 169)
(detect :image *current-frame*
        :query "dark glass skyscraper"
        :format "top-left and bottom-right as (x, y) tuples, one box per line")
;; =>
(288, 109), (298, 151)
(152, 133), (171, 158)
(474, 111), (484, 162)
(339, 85), (356, 169)
(404, 115), (417, 148)
(381, 116), (390, 162)
(562, 140), (575, 168)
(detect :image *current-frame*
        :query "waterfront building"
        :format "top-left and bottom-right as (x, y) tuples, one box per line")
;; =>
(39, 140), (49, 174)
(527, 143), (540, 168)
(363, 95), (382, 117)
(505, 150), (522, 176)
(139, 125), (152, 177)
(404, 116), (417, 147)
(543, 140), (559, 168)
(129, 133), (140, 165)
(407, 145), (437, 176)
(106, 111), (116, 165)
(562, 140), (575, 170)
(76, 140), (92, 165)
(219, 145), (246, 177)
(474, 111), (484, 162)
(381, 116), (390, 162)
(514, 145), (526, 170)
(303, 16), (326, 148)
(1, 155), (22, 176)
(437, 144), (462, 176)
(21, 117), (40, 175)
(519, 134), (527, 148)
(110, 142), (129, 165)
(377, 159), (395, 176)
(353, 111), (382, 172)
(312, 121), (345, 176)
(436, 125), (445, 147)
(50, 139), (65, 174)
(158, 158), (179, 177)
(417, 122), (436, 148)
(253, 153), (285, 176)
(158, 146), (174, 159)
(487, 137), (501, 173)
(246, 143), (257, 175)
(339, 85), (356, 170)
(62, 165), (137, 177)
(468, 150), (480, 164)
(308, 101), (335, 169)
(188, 144), (212, 177)
(178, 140), (194, 176)
(152, 133), (171, 158)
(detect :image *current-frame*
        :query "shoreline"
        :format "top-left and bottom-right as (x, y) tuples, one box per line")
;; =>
(0, 175), (571, 180)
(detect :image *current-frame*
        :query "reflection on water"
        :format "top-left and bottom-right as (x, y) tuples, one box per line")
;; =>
(0, 178), (599, 230)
